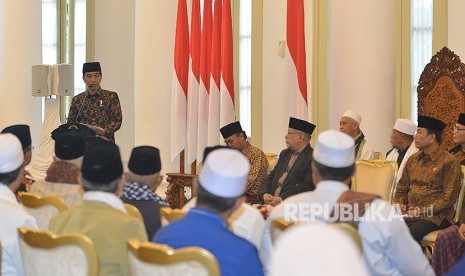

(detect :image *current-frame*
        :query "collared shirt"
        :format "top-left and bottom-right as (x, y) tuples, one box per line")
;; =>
(82, 191), (127, 213)
(67, 88), (122, 141)
(241, 141), (268, 203)
(394, 147), (461, 225)
(154, 208), (264, 276)
(0, 184), (38, 276)
(262, 180), (434, 276)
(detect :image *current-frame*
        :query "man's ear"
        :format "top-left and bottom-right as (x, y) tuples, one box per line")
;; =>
(233, 195), (245, 211)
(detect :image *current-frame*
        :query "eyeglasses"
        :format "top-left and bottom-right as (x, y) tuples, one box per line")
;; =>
(454, 125), (465, 133)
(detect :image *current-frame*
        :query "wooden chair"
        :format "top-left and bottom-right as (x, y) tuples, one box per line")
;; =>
(18, 192), (69, 229)
(160, 207), (186, 226)
(127, 239), (220, 276)
(351, 159), (398, 203)
(417, 47), (465, 150)
(17, 227), (98, 276)
(123, 203), (143, 221)
(420, 166), (465, 259)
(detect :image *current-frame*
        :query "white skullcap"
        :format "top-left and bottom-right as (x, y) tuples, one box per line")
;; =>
(393, 118), (416, 136)
(313, 130), (355, 168)
(342, 109), (362, 124)
(0, 133), (24, 173)
(269, 223), (369, 276)
(199, 148), (250, 198)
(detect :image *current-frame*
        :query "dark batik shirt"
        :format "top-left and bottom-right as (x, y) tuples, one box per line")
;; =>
(68, 88), (122, 141)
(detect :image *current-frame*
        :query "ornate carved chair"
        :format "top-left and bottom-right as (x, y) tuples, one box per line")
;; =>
(417, 47), (465, 150)
(127, 239), (220, 276)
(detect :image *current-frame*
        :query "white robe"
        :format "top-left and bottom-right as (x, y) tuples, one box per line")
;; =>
(386, 142), (418, 185)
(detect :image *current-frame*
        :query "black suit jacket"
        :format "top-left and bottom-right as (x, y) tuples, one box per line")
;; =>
(261, 144), (314, 200)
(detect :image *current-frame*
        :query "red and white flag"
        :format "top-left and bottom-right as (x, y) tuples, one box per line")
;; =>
(284, 0), (308, 120)
(220, 0), (235, 128)
(170, 0), (189, 162)
(197, 0), (213, 161)
(186, 0), (201, 164)
(207, 0), (222, 146)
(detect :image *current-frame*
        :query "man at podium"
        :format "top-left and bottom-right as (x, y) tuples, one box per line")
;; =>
(67, 62), (122, 142)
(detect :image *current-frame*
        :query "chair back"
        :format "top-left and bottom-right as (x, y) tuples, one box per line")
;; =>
(454, 166), (465, 223)
(127, 239), (220, 276)
(17, 227), (98, 276)
(160, 207), (186, 226)
(417, 47), (465, 150)
(331, 223), (363, 253)
(123, 203), (143, 221)
(18, 192), (69, 229)
(351, 159), (398, 202)
(270, 219), (298, 244)
(265, 152), (278, 174)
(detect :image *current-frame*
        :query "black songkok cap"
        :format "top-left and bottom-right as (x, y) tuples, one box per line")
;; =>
(55, 135), (86, 160)
(1, 124), (31, 150)
(51, 123), (96, 140)
(417, 115), (446, 133)
(220, 121), (243, 139)
(81, 141), (123, 184)
(203, 145), (229, 161)
(82, 62), (102, 75)
(288, 117), (316, 135)
(128, 146), (161, 175)
(458, 113), (465, 126)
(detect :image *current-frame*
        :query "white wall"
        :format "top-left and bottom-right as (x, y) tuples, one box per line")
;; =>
(449, 0), (465, 58)
(330, 0), (396, 155)
(262, 0), (314, 155)
(0, 0), (42, 149)
(94, 0), (136, 163)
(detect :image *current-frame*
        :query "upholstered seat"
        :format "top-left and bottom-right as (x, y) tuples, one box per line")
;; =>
(17, 227), (98, 276)
(18, 192), (69, 229)
(351, 159), (398, 202)
(127, 239), (220, 276)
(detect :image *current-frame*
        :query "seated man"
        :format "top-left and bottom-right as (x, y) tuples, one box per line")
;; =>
(220, 121), (268, 204)
(432, 112), (465, 275)
(260, 117), (315, 206)
(339, 109), (373, 160)
(1, 124), (33, 192)
(0, 133), (38, 276)
(262, 130), (434, 275)
(394, 115), (461, 243)
(49, 141), (147, 276)
(153, 148), (264, 276)
(386, 118), (418, 184)
(121, 146), (169, 239)
(30, 135), (86, 207)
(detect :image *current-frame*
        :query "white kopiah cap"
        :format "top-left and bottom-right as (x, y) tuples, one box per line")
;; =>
(393, 118), (416, 136)
(0, 133), (24, 173)
(313, 130), (355, 168)
(342, 110), (361, 124)
(199, 148), (250, 198)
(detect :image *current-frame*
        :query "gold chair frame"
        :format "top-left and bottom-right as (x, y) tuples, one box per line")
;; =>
(270, 219), (299, 244)
(160, 207), (186, 223)
(17, 227), (99, 276)
(18, 192), (69, 212)
(127, 239), (220, 276)
(123, 203), (143, 221)
(331, 223), (363, 253)
(420, 166), (465, 259)
(351, 159), (398, 203)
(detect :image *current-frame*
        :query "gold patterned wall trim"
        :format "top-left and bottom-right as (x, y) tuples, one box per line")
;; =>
(417, 47), (465, 149)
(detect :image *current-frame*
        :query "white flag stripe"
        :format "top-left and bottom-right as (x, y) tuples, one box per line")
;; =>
(197, 80), (209, 161)
(170, 72), (187, 161)
(207, 80), (220, 145)
(186, 57), (200, 164)
(220, 77), (235, 127)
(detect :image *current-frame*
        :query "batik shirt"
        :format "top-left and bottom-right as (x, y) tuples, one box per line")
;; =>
(241, 141), (269, 203)
(68, 88), (122, 141)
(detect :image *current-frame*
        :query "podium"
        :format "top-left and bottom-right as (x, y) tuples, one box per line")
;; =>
(51, 123), (107, 146)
